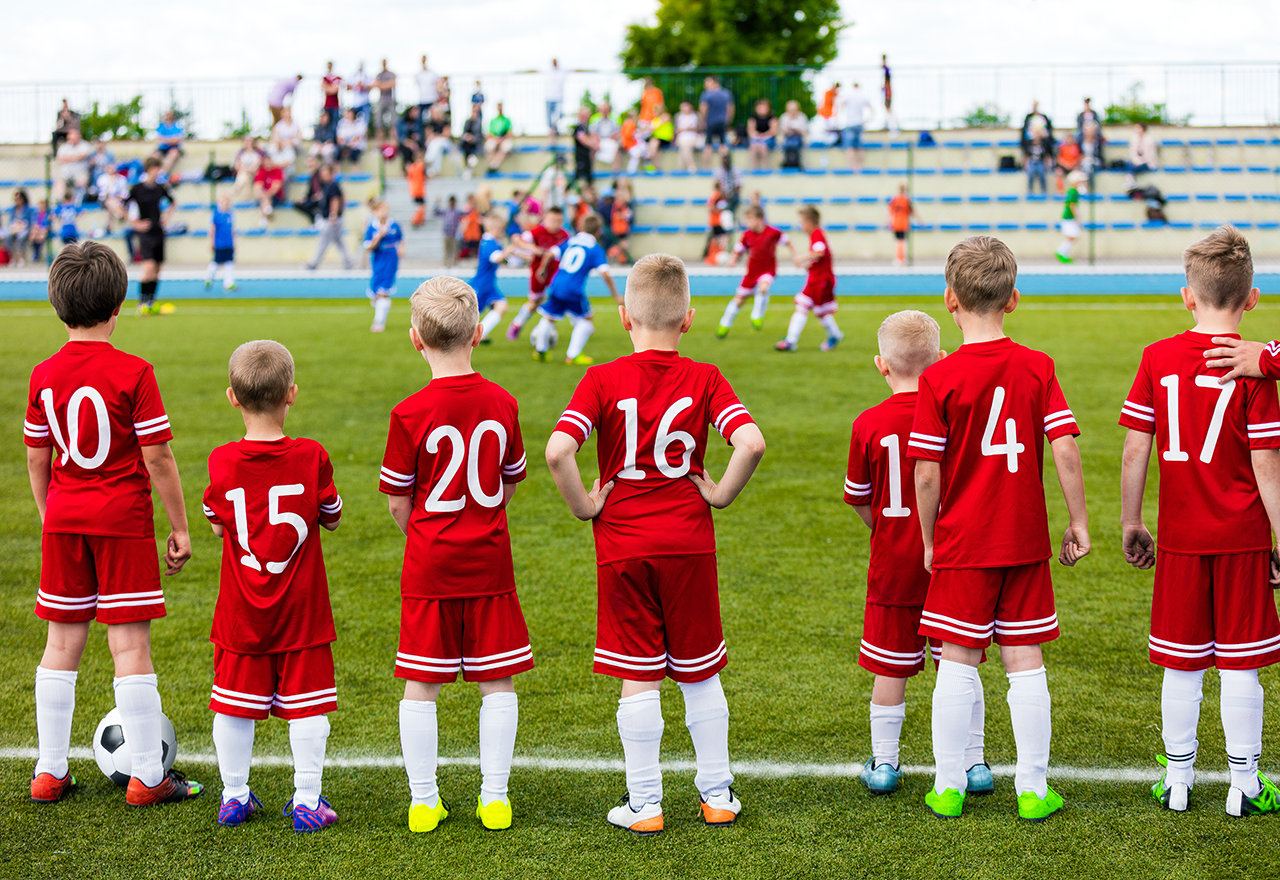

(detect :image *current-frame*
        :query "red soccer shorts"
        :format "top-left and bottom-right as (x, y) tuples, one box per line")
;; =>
(210, 645), (336, 720)
(594, 553), (727, 683)
(36, 533), (164, 624)
(1150, 550), (1280, 671)
(530, 273), (552, 296)
(860, 603), (929, 677)
(795, 277), (837, 317)
(737, 271), (774, 294)
(918, 561), (1058, 649)
(396, 592), (534, 683)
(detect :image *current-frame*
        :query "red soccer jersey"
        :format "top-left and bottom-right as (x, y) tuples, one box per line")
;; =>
(554, 350), (755, 565)
(805, 228), (835, 284)
(845, 392), (929, 605)
(734, 225), (787, 280)
(380, 373), (527, 599)
(525, 225), (569, 292)
(907, 338), (1080, 569)
(1118, 331), (1280, 555)
(24, 341), (172, 538)
(203, 438), (342, 654)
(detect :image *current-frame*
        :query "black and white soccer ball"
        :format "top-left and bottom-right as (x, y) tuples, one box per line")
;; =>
(92, 708), (178, 786)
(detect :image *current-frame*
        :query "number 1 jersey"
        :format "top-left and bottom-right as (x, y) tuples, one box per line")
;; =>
(1118, 330), (1280, 555)
(907, 338), (1080, 569)
(554, 349), (755, 565)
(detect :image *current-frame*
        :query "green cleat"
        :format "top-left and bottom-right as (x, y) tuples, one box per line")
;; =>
(716, 324), (730, 339)
(925, 787), (964, 818)
(1055, 252), (1073, 264)
(532, 350), (550, 363)
(751, 317), (764, 331)
(1226, 773), (1280, 817)
(1017, 786), (1064, 821)
(1152, 755), (1191, 812)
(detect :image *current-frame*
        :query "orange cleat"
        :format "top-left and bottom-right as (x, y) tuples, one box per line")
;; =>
(699, 788), (742, 826)
(126, 769), (204, 806)
(31, 772), (76, 803)
(606, 794), (664, 836)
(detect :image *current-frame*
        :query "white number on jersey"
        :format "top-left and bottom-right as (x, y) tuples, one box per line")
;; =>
(615, 396), (696, 479)
(878, 433), (911, 518)
(980, 386), (1025, 473)
(422, 420), (509, 512)
(559, 245), (586, 274)
(224, 484), (309, 574)
(41, 386), (110, 469)
(1160, 374), (1236, 464)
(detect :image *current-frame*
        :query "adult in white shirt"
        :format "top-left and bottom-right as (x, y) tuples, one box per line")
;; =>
(674, 101), (701, 172)
(591, 99), (622, 171)
(839, 82), (874, 170)
(1128, 123), (1159, 178)
(268, 74), (302, 125)
(545, 57), (566, 138)
(52, 129), (92, 202)
(415, 55), (440, 115)
(95, 165), (130, 233)
(271, 107), (301, 167)
(348, 63), (372, 124)
(336, 109), (366, 165)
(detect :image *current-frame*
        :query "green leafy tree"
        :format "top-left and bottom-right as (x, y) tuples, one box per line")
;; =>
(621, 0), (845, 118)
(1104, 82), (1191, 126)
(958, 103), (1010, 129)
(79, 96), (147, 141)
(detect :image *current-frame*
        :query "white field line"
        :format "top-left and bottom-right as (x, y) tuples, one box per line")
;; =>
(0, 747), (1229, 784)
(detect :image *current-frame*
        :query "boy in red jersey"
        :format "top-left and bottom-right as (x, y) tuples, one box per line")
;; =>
(506, 206), (570, 340)
(846, 311), (991, 797)
(715, 204), (794, 338)
(908, 236), (1089, 821)
(777, 206), (843, 352)
(1120, 226), (1280, 817)
(203, 340), (343, 832)
(380, 276), (531, 833)
(24, 241), (201, 806)
(546, 254), (766, 835)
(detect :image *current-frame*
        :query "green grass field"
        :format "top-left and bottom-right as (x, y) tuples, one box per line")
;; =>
(3, 293), (1280, 880)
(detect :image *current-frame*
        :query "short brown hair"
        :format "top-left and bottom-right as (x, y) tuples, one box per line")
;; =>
(799, 206), (821, 225)
(945, 236), (1018, 313)
(744, 204), (764, 220)
(625, 254), (690, 330)
(581, 214), (602, 237)
(144, 155), (162, 171)
(228, 340), (295, 412)
(48, 241), (128, 328)
(1184, 225), (1253, 310)
(877, 310), (941, 377)
(411, 276), (479, 351)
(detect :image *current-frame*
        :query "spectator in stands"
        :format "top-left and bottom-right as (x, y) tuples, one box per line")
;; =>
(233, 136), (264, 199)
(1128, 123), (1159, 180)
(436, 77), (453, 124)
(51, 99), (80, 153)
(349, 62), (372, 124)
(1020, 100), (1055, 161)
(1025, 122), (1053, 195)
(154, 110), (185, 175)
(838, 82), (873, 170)
(699, 76), (735, 163)
(779, 100), (808, 169)
(423, 103), (453, 177)
(546, 57), (566, 139)
(95, 163), (130, 236)
(5, 190), (36, 267)
(485, 102), (514, 173)
(253, 154), (285, 227)
(438, 194), (461, 267)
(1079, 121), (1105, 187)
(88, 138), (115, 186)
(591, 100), (622, 172)
(322, 62), (342, 116)
(747, 99), (778, 171)
(820, 82), (840, 143)
(458, 194), (481, 259)
(646, 104), (674, 167)
(416, 55), (440, 118)
(30, 198), (50, 263)
(270, 106), (302, 171)
(881, 54), (899, 135)
(460, 104), (485, 176)
(641, 79), (664, 124)
(312, 110), (339, 162)
(714, 145), (742, 217)
(52, 129), (92, 204)
(572, 107), (598, 187)
(293, 155), (326, 223)
(397, 106), (425, 172)
(268, 75), (303, 125)
(471, 80), (485, 114)
(675, 101), (701, 172)
(336, 108), (366, 165)
(374, 59), (398, 141)
(1076, 97), (1101, 141)
(1054, 132), (1081, 193)
(305, 163), (354, 270)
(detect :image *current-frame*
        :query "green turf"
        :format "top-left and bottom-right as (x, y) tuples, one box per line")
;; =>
(3, 294), (1280, 879)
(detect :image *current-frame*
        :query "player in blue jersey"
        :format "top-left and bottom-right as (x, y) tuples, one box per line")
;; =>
(54, 192), (80, 245)
(205, 194), (237, 291)
(529, 214), (621, 365)
(473, 213), (514, 343)
(365, 199), (405, 333)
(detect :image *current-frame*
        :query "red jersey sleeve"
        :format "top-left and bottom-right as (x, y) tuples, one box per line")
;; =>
(317, 447), (344, 524)
(555, 373), (601, 447)
(1042, 369), (1081, 441)
(379, 410), (418, 495)
(844, 420), (872, 505)
(23, 375), (51, 448)
(1245, 378), (1280, 450)
(708, 369), (754, 444)
(1259, 341), (1280, 380)
(130, 364), (172, 446)
(1119, 351), (1157, 433)
(906, 372), (948, 461)
(201, 481), (222, 525)
(502, 413), (528, 484)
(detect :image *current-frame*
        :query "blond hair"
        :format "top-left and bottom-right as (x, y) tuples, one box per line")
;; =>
(1184, 225), (1253, 310)
(625, 254), (690, 330)
(228, 340), (295, 412)
(410, 275), (479, 351)
(877, 310), (940, 377)
(945, 235), (1018, 313)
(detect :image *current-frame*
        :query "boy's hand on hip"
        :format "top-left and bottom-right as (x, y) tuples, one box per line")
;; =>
(164, 530), (191, 575)
(689, 472), (720, 508)
(1121, 524), (1153, 570)
(577, 478), (614, 520)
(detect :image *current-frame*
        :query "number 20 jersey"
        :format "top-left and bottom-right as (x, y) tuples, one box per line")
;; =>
(380, 374), (527, 599)
(907, 338), (1079, 569)
(554, 350), (755, 565)
(1118, 331), (1280, 555)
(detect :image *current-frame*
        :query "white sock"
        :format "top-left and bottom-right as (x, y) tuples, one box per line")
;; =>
(720, 299), (741, 328)
(565, 317), (594, 360)
(480, 308), (503, 339)
(479, 692), (518, 805)
(820, 314), (842, 338)
(372, 296), (392, 329)
(1161, 667), (1204, 787)
(512, 302), (535, 330)
(288, 714), (330, 811)
(750, 292), (769, 321)
(1220, 668), (1264, 797)
(965, 671), (986, 768)
(678, 675), (733, 799)
(34, 667), (77, 779)
(870, 701), (906, 769)
(400, 699), (439, 806)
(931, 660), (976, 794)
(531, 318), (556, 353)
(212, 713), (255, 803)
(617, 691), (663, 807)
(785, 310), (808, 345)
(205, 261), (217, 283)
(113, 673), (164, 787)
(1006, 666), (1052, 798)
(222, 264), (235, 289)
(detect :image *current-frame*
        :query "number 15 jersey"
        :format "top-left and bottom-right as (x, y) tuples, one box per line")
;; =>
(907, 338), (1080, 569)
(1118, 331), (1280, 555)
(554, 349), (755, 565)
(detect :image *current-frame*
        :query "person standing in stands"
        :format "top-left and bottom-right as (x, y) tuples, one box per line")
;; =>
(699, 76), (735, 166)
(416, 55), (440, 119)
(881, 55), (899, 135)
(269, 75), (303, 126)
(375, 60), (398, 142)
(546, 58), (566, 141)
(322, 63), (342, 118)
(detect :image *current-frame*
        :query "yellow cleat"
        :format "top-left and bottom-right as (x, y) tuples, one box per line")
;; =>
(476, 795), (512, 830)
(407, 799), (449, 833)
(565, 354), (594, 366)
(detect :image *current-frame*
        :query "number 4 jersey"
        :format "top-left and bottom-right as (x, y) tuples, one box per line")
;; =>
(1119, 330), (1280, 554)
(908, 338), (1080, 569)
(554, 349), (756, 564)
(380, 373), (527, 598)
(203, 437), (342, 653)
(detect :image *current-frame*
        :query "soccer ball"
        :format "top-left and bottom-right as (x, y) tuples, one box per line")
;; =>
(92, 708), (178, 786)
(715, 250), (732, 267)
(546, 324), (559, 349)
(157, 303), (176, 315)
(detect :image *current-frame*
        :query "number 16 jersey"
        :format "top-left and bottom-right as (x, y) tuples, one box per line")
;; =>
(907, 338), (1080, 569)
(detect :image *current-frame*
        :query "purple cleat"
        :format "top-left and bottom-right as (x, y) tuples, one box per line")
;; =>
(506, 322), (523, 341)
(218, 791), (263, 827)
(284, 795), (337, 833)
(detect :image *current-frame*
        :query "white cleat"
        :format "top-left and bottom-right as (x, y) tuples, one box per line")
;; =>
(606, 794), (664, 836)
